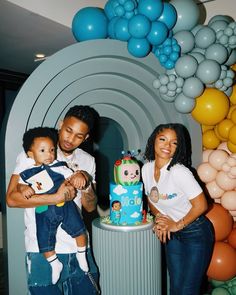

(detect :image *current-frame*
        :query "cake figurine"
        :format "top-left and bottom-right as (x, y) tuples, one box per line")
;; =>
(109, 152), (143, 225)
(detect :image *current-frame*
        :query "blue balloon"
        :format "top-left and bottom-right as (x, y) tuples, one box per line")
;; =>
(138, 0), (164, 21)
(108, 17), (120, 39)
(146, 21), (169, 45)
(158, 3), (177, 29)
(72, 7), (108, 41)
(128, 14), (151, 38)
(127, 37), (151, 57)
(104, 0), (117, 20)
(115, 17), (131, 41)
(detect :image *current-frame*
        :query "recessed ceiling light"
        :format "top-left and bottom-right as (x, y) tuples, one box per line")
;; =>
(35, 53), (46, 58)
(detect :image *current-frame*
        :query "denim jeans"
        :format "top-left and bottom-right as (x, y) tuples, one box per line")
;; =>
(26, 249), (99, 295)
(165, 215), (214, 295)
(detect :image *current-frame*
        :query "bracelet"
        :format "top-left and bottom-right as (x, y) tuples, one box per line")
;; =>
(176, 218), (185, 230)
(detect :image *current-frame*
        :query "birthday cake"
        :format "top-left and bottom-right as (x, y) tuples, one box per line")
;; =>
(101, 153), (153, 227)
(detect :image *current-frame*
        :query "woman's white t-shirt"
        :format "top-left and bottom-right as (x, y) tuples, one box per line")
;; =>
(13, 147), (96, 253)
(141, 161), (202, 222)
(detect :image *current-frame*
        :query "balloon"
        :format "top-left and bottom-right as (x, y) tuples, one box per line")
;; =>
(191, 88), (230, 126)
(208, 15), (235, 25)
(158, 2), (177, 30)
(202, 149), (214, 162)
(191, 24), (204, 36)
(206, 181), (224, 199)
(171, 0), (200, 33)
(202, 130), (220, 149)
(197, 163), (217, 183)
(128, 14), (151, 38)
(138, 0), (164, 21)
(174, 30), (195, 54)
(175, 55), (198, 78)
(108, 16), (120, 38)
(205, 44), (229, 65)
(195, 26), (216, 49)
(229, 85), (236, 105)
(211, 287), (231, 295)
(188, 52), (205, 64)
(127, 37), (151, 58)
(227, 141), (236, 153)
(216, 171), (236, 191)
(146, 21), (168, 46)
(104, 0), (117, 20)
(208, 149), (229, 170)
(225, 49), (236, 66)
(209, 20), (228, 33)
(228, 228), (236, 248)
(216, 119), (234, 140)
(221, 191), (236, 211)
(72, 7), (108, 41)
(182, 77), (204, 98)
(174, 93), (195, 113)
(206, 203), (233, 241)
(207, 241), (236, 281)
(217, 142), (232, 154)
(115, 17), (131, 41)
(196, 59), (221, 84)
(228, 126), (236, 145)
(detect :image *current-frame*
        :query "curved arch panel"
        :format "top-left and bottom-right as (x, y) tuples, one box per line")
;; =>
(4, 39), (202, 294)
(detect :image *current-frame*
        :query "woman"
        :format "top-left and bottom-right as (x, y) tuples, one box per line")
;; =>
(142, 123), (214, 295)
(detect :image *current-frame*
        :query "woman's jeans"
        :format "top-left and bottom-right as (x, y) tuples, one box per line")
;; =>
(165, 215), (214, 295)
(26, 249), (99, 295)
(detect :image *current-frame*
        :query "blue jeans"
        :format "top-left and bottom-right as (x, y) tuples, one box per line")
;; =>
(36, 202), (86, 252)
(165, 215), (214, 295)
(26, 249), (99, 295)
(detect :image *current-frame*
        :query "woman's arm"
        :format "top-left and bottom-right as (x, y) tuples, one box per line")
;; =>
(6, 174), (76, 208)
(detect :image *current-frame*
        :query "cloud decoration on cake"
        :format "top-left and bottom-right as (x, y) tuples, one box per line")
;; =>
(113, 185), (128, 195)
(131, 212), (140, 218)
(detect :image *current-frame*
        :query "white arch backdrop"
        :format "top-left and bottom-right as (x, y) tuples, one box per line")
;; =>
(4, 39), (201, 294)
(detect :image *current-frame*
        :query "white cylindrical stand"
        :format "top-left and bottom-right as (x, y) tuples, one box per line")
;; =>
(92, 218), (162, 295)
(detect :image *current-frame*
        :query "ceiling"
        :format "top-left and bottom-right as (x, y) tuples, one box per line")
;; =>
(0, 0), (235, 75)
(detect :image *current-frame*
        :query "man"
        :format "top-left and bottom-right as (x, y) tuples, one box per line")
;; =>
(6, 105), (99, 295)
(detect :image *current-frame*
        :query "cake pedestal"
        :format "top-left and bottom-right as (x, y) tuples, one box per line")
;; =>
(92, 218), (162, 295)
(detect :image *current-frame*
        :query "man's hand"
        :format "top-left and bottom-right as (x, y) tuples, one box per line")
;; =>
(57, 182), (76, 203)
(81, 182), (97, 212)
(20, 185), (35, 199)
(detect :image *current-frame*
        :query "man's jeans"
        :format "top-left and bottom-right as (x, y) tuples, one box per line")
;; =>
(26, 249), (99, 295)
(165, 215), (214, 295)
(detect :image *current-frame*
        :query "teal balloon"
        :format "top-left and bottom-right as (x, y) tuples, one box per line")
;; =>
(195, 26), (216, 49)
(174, 93), (195, 113)
(209, 20), (228, 33)
(158, 2), (177, 30)
(147, 21), (169, 45)
(183, 77), (204, 98)
(128, 14), (151, 38)
(208, 15), (234, 25)
(191, 24), (204, 36)
(225, 49), (236, 66)
(138, 0), (164, 21)
(211, 287), (230, 295)
(189, 52), (205, 64)
(72, 7), (108, 41)
(205, 44), (228, 64)
(171, 0), (200, 33)
(127, 37), (151, 57)
(175, 55), (198, 78)
(196, 59), (221, 84)
(115, 17), (131, 41)
(174, 30), (195, 54)
(108, 17), (120, 38)
(104, 0), (117, 20)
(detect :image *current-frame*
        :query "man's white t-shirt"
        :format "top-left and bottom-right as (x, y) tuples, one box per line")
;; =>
(13, 147), (96, 253)
(141, 161), (202, 222)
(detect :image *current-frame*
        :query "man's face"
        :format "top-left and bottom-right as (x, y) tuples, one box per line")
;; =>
(58, 116), (89, 155)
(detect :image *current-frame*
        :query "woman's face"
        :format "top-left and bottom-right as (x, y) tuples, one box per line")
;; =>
(154, 128), (178, 161)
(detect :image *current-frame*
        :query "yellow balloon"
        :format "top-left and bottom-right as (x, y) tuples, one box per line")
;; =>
(230, 109), (236, 124)
(229, 84), (236, 105)
(191, 88), (229, 125)
(227, 140), (236, 153)
(231, 63), (236, 71)
(228, 125), (236, 145)
(227, 105), (236, 119)
(201, 124), (214, 133)
(202, 130), (221, 149)
(214, 125), (227, 141)
(216, 119), (234, 140)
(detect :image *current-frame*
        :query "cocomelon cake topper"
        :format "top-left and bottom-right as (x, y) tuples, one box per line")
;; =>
(114, 150), (141, 186)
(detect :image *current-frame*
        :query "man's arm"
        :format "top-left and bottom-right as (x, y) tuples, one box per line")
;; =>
(6, 174), (76, 208)
(81, 182), (98, 212)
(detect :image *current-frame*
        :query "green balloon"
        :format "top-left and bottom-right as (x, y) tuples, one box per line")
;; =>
(212, 287), (230, 295)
